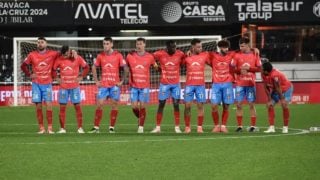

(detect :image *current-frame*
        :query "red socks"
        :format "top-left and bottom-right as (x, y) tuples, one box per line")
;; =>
(59, 106), (66, 129)
(110, 110), (118, 127)
(222, 110), (229, 126)
(75, 105), (83, 128)
(46, 110), (53, 128)
(237, 116), (243, 127)
(211, 111), (219, 126)
(36, 108), (44, 129)
(250, 116), (257, 127)
(94, 109), (103, 127)
(197, 116), (204, 126)
(156, 112), (163, 126)
(268, 107), (275, 126)
(184, 115), (191, 127)
(174, 111), (180, 126)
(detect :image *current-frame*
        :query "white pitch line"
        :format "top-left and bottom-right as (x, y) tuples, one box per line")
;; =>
(0, 128), (310, 145)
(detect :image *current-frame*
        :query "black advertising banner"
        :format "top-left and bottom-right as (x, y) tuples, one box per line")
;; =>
(0, 1), (72, 26)
(73, 0), (229, 26)
(0, 0), (319, 27)
(229, 0), (320, 23)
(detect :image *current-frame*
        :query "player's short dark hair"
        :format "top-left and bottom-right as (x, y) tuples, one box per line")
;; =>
(166, 40), (176, 47)
(217, 40), (230, 48)
(60, 45), (69, 55)
(38, 37), (47, 42)
(239, 36), (250, 44)
(104, 37), (113, 42)
(262, 61), (273, 73)
(191, 38), (201, 46)
(136, 37), (146, 43)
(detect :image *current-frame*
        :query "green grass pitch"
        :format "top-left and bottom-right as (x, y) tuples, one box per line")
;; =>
(0, 104), (319, 180)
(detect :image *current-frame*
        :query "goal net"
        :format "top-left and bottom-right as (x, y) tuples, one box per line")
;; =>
(13, 35), (221, 106)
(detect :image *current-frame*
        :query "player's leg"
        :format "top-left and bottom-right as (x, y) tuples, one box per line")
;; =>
(235, 86), (245, 132)
(57, 88), (68, 133)
(281, 86), (293, 133)
(71, 88), (84, 133)
(195, 85), (206, 133)
(171, 84), (181, 133)
(220, 103), (230, 133)
(130, 88), (140, 119)
(151, 99), (166, 133)
(137, 88), (149, 133)
(109, 86), (121, 133)
(57, 104), (67, 133)
(196, 102), (204, 133)
(172, 98), (181, 133)
(211, 83), (222, 132)
(264, 92), (278, 133)
(183, 86), (195, 133)
(264, 102), (276, 133)
(220, 82), (234, 133)
(89, 87), (107, 133)
(42, 84), (53, 134)
(32, 83), (45, 133)
(151, 83), (168, 133)
(247, 87), (257, 132)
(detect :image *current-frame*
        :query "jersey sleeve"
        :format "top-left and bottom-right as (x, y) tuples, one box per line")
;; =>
(207, 52), (214, 65)
(94, 55), (101, 67)
(53, 58), (60, 70)
(23, 53), (33, 64)
(229, 51), (236, 58)
(118, 53), (126, 67)
(255, 56), (262, 67)
(153, 51), (162, 61)
(53, 51), (60, 60)
(78, 56), (87, 67)
(230, 54), (237, 67)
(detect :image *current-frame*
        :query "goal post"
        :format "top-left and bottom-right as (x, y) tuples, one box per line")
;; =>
(13, 35), (222, 106)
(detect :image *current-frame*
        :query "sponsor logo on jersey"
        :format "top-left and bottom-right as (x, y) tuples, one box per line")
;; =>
(165, 62), (175, 66)
(38, 62), (48, 66)
(62, 66), (73, 71)
(191, 62), (200, 66)
(135, 65), (145, 69)
(104, 63), (114, 68)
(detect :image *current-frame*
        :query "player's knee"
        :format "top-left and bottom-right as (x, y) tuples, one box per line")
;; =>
(236, 104), (242, 110)
(159, 100), (166, 107)
(222, 104), (229, 110)
(281, 103), (288, 109)
(211, 104), (218, 112)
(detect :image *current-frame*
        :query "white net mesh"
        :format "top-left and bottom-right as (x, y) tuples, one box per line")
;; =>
(15, 36), (221, 106)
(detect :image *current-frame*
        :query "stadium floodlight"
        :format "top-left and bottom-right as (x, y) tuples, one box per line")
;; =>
(13, 35), (221, 106)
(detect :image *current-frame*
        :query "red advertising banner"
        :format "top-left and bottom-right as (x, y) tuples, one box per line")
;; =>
(0, 82), (319, 106)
